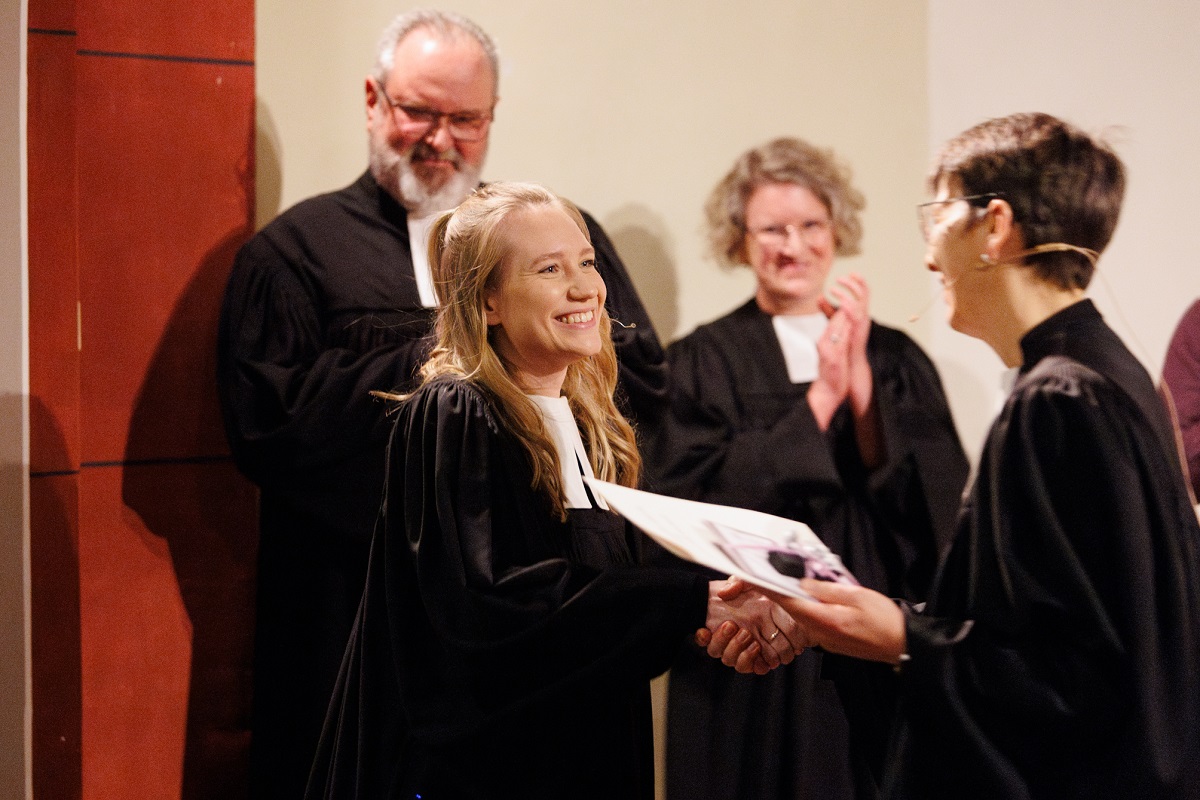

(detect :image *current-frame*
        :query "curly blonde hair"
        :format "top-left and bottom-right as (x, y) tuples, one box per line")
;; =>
(420, 182), (640, 519)
(705, 137), (865, 267)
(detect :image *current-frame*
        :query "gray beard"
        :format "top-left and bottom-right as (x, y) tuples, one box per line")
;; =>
(369, 137), (483, 219)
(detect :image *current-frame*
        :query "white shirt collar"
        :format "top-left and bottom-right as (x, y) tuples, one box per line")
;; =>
(771, 313), (828, 384)
(526, 394), (608, 510)
(407, 213), (440, 308)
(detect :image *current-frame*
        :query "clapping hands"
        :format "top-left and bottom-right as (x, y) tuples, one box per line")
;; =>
(807, 273), (874, 431)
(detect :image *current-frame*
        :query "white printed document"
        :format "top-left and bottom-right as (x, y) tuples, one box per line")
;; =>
(585, 478), (857, 598)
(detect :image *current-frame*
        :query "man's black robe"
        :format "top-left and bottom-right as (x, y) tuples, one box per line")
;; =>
(216, 171), (666, 799)
(885, 300), (1200, 799)
(304, 377), (709, 799)
(646, 299), (968, 800)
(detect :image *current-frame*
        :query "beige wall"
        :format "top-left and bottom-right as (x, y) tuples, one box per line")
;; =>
(928, 1), (1200, 456)
(0, 0), (1190, 795)
(257, 0), (932, 345)
(256, 1), (1200, 462)
(253, 1), (1200, 795)
(255, 5), (930, 795)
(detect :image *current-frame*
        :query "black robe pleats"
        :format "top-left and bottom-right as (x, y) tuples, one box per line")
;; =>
(305, 378), (709, 800)
(646, 299), (969, 800)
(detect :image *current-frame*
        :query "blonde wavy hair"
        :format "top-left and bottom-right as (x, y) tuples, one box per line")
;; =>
(420, 182), (641, 519)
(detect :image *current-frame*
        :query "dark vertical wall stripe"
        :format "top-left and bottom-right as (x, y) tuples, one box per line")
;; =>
(76, 49), (253, 67)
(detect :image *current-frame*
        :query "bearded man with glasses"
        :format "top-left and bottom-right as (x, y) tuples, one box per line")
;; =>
(217, 10), (665, 799)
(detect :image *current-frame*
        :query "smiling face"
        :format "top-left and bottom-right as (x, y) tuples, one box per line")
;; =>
(484, 205), (607, 396)
(743, 182), (835, 316)
(923, 177), (994, 337)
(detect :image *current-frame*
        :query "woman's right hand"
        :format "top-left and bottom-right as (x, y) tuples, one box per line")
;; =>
(808, 274), (877, 433)
(808, 300), (853, 430)
(702, 578), (806, 674)
(770, 579), (906, 665)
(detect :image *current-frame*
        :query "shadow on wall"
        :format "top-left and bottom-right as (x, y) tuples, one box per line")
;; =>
(121, 132), (260, 800)
(936, 355), (1001, 464)
(27, 395), (83, 800)
(604, 205), (679, 341)
(0, 393), (28, 796)
(255, 99), (283, 231)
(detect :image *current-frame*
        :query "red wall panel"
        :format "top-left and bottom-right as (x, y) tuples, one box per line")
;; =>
(76, 2), (252, 64)
(78, 466), (191, 800)
(28, 0), (258, 797)
(28, 0), (74, 32)
(30, 472), (82, 800)
(75, 54), (253, 464)
(121, 459), (258, 799)
(28, 30), (80, 474)
(75, 459), (257, 800)
(29, 12), (84, 798)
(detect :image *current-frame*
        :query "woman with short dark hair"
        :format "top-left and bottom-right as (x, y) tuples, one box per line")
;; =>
(725, 112), (1200, 799)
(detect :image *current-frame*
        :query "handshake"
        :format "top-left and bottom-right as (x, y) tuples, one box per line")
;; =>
(700, 576), (909, 674)
(700, 577), (808, 675)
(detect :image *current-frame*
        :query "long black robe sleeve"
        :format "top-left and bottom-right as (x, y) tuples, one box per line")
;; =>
(307, 378), (708, 800)
(217, 172), (435, 540)
(401, 381), (702, 701)
(218, 234), (430, 480)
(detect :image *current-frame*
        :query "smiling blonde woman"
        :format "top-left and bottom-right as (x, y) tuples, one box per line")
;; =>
(305, 182), (803, 800)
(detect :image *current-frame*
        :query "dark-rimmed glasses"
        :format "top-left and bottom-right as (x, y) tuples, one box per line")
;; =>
(375, 80), (494, 142)
(917, 193), (1004, 241)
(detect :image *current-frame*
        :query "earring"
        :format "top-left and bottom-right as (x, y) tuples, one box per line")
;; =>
(979, 253), (993, 264)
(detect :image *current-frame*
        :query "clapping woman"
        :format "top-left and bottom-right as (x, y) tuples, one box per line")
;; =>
(648, 138), (968, 800)
(304, 182), (799, 800)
